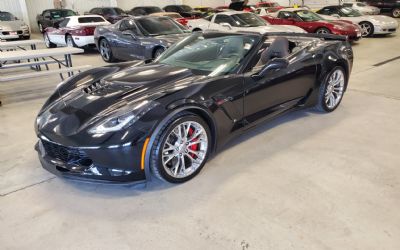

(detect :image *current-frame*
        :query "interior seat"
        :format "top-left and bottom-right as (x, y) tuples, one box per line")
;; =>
(256, 37), (290, 67)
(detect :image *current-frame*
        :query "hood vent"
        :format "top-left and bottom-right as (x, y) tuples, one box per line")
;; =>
(82, 80), (108, 95)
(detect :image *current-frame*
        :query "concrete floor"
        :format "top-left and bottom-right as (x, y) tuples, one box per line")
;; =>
(1, 31), (400, 249)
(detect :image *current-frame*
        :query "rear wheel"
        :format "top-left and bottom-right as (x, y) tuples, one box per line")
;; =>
(360, 22), (374, 37)
(315, 67), (346, 113)
(99, 38), (116, 62)
(316, 27), (331, 34)
(43, 33), (56, 48)
(151, 113), (211, 183)
(392, 8), (400, 18)
(66, 35), (77, 47)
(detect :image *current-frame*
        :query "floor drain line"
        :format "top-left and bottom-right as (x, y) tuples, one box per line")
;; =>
(373, 56), (400, 67)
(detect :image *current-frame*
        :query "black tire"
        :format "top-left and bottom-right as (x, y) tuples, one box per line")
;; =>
(314, 66), (347, 113)
(392, 8), (400, 18)
(38, 23), (44, 33)
(150, 112), (212, 183)
(66, 34), (77, 47)
(99, 38), (116, 62)
(153, 47), (165, 59)
(43, 32), (56, 48)
(193, 28), (202, 32)
(315, 27), (331, 34)
(359, 21), (374, 37)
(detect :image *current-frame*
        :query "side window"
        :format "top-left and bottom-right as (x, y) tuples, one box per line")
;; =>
(58, 18), (69, 28)
(119, 20), (138, 34)
(132, 8), (145, 16)
(43, 10), (51, 19)
(320, 8), (333, 15)
(91, 8), (99, 14)
(214, 15), (235, 26)
(204, 15), (214, 21)
(278, 11), (294, 19)
(103, 8), (113, 15)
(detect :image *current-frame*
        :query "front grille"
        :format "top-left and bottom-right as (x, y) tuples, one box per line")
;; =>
(1, 31), (22, 35)
(41, 140), (88, 163)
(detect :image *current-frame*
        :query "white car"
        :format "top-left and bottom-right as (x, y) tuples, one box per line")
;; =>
(0, 11), (30, 40)
(317, 6), (398, 37)
(44, 15), (110, 48)
(342, 2), (380, 15)
(187, 11), (306, 34)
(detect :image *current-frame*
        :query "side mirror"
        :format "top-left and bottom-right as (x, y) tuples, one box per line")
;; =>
(122, 30), (137, 40)
(255, 58), (289, 78)
(220, 22), (233, 30)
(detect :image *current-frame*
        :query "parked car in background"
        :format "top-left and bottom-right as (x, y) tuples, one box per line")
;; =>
(35, 31), (353, 183)
(94, 16), (190, 62)
(342, 2), (380, 15)
(163, 5), (204, 18)
(359, 0), (400, 17)
(149, 12), (188, 26)
(187, 11), (305, 33)
(256, 1), (284, 11)
(88, 7), (129, 23)
(193, 6), (216, 15)
(44, 15), (109, 48)
(0, 11), (30, 40)
(262, 8), (362, 41)
(317, 6), (398, 37)
(128, 6), (163, 16)
(37, 8), (77, 33)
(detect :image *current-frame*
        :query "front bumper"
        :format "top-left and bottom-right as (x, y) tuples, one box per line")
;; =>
(373, 24), (398, 34)
(35, 138), (146, 183)
(0, 29), (30, 40)
(333, 29), (362, 41)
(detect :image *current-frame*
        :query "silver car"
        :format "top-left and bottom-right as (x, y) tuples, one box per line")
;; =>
(0, 11), (30, 40)
(343, 2), (380, 15)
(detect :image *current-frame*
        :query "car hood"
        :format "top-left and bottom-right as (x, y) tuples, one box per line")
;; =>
(317, 19), (355, 29)
(152, 33), (191, 44)
(0, 20), (26, 30)
(37, 63), (204, 137)
(367, 15), (398, 25)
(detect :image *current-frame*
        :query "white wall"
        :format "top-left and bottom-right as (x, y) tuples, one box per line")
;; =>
(0, 0), (24, 20)
(117, 0), (181, 10)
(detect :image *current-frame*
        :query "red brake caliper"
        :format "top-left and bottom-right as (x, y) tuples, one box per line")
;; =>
(188, 127), (198, 159)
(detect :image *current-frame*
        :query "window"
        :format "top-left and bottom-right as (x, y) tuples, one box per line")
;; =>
(231, 13), (266, 27)
(119, 19), (138, 33)
(136, 17), (188, 36)
(278, 11), (295, 19)
(78, 17), (105, 23)
(58, 18), (69, 28)
(0, 12), (16, 21)
(164, 6), (177, 12)
(215, 15), (235, 26)
(90, 8), (100, 15)
(295, 10), (323, 21)
(204, 15), (214, 21)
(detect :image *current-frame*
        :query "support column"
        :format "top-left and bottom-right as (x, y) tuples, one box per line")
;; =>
(18, 0), (30, 31)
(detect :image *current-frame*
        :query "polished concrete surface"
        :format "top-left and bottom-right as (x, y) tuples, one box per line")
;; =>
(1, 31), (400, 249)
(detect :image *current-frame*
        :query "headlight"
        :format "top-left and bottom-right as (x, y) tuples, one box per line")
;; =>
(88, 100), (159, 134)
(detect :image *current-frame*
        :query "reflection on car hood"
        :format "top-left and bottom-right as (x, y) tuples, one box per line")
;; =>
(37, 64), (204, 136)
(0, 20), (26, 30)
(243, 25), (305, 33)
(152, 33), (190, 44)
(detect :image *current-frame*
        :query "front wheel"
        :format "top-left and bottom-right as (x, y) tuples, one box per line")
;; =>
(99, 38), (116, 62)
(314, 67), (346, 113)
(151, 113), (211, 183)
(360, 22), (374, 37)
(316, 27), (331, 34)
(392, 8), (400, 18)
(43, 33), (56, 48)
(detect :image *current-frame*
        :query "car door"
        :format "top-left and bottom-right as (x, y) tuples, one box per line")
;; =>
(112, 20), (145, 60)
(242, 40), (317, 126)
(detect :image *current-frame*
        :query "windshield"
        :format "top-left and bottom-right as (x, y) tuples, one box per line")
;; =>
(78, 17), (105, 23)
(259, 3), (279, 7)
(357, 3), (367, 7)
(50, 9), (76, 18)
(180, 5), (193, 12)
(163, 13), (182, 18)
(144, 7), (162, 14)
(340, 7), (362, 17)
(0, 12), (16, 21)
(157, 34), (257, 76)
(107, 8), (126, 15)
(136, 17), (189, 36)
(295, 10), (323, 21)
(232, 13), (266, 27)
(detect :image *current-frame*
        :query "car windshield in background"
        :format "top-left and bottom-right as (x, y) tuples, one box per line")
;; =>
(50, 10), (76, 19)
(259, 3), (279, 7)
(232, 13), (266, 27)
(164, 13), (182, 18)
(78, 17), (105, 23)
(157, 34), (257, 76)
(296, 10), (323, 21)
(108, 8), (126, 15)
(136, 17), (189, 36)
(144, 7), (162, 14)
(180, 5), (193, 12)
(0, 12), (16, 21)
(340, 7), (362, 17)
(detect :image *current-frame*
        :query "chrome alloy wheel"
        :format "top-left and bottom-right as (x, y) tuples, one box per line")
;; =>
(393, 8), (400, 18)
(360, 22), (372, 37)
(316, 28), (329, 34)
(162, 121), (208, 178)
(325, 69), (345, 109)
(66, 36), (74, 47)
(99, 39), (111, 61)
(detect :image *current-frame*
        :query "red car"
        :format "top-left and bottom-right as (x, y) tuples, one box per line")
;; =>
(262, 8), (362, 41)
(44, 15), (110, 48)
(215, 5), (255, 12)
(256, 1), (284, 10)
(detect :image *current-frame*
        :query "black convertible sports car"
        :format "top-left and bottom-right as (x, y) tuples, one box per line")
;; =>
(35, 31), (353, 184)
(94, 16), (191, 62)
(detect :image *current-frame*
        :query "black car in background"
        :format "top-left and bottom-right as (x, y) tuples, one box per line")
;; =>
(88, 7), (129, 23)
(35, 31), (353, 184)
(359, 0), (400, 17)
(36, 9), (77, 33)
(94, 16), (190, 62)
(129, 6), (163, 16)
(163, 5), (204, 18)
